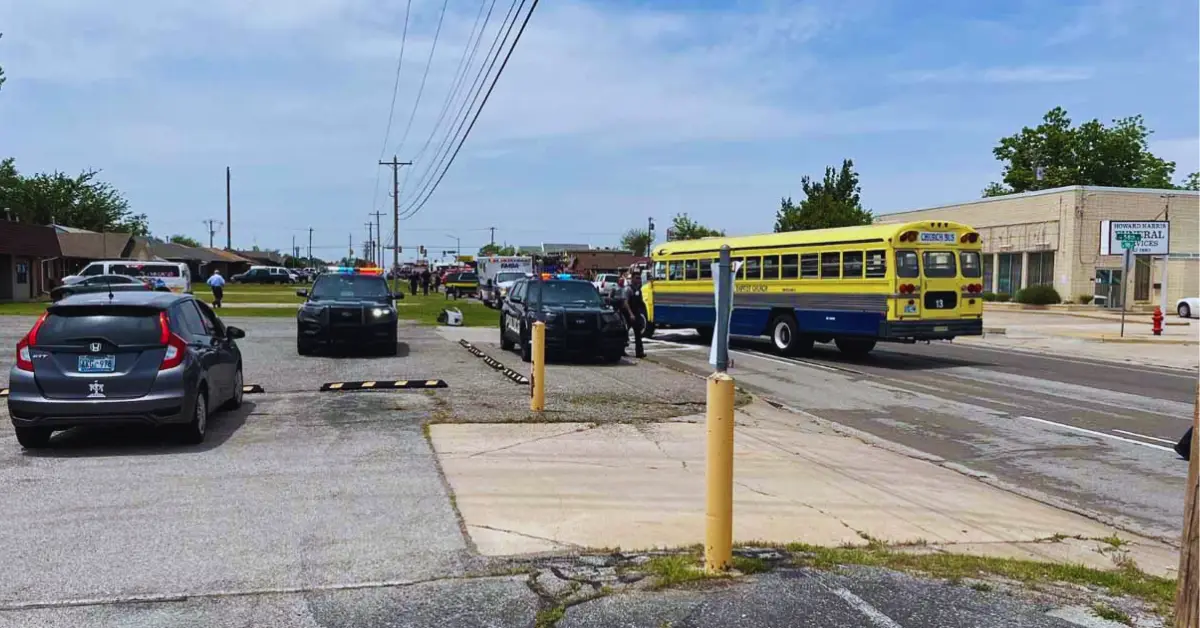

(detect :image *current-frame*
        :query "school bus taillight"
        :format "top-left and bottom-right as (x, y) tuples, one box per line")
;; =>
(899, 283), (917, 294)
(963, 283), (983, 294)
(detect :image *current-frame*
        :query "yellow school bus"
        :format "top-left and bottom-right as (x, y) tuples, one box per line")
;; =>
(644, 221), (984, 356)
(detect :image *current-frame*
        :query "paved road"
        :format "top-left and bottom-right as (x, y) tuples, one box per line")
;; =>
(645, 330), (1196, 541)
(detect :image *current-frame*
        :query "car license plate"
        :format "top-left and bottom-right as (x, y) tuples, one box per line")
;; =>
(933, 325), (949, 332)
(78, 354), (116, 373)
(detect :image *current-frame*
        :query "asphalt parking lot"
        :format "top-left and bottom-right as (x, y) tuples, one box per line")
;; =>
(0, 314), (709, 625)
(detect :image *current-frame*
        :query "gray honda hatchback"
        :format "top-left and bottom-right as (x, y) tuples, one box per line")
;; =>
(7, 291), (246, 449)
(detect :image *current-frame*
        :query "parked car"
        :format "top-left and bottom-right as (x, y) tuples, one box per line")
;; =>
(64, 261), (192, 294)
(51, 275), (160, 302)
(1176, 297), (1199, 319)
(593, 273), (622, 298)
(232, 266), (295, 284)
(6, 291), (246, 449)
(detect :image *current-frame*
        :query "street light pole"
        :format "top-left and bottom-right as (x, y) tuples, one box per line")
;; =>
(447, 234), (460, 259)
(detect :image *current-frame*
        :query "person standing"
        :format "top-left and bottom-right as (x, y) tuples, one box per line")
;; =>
(207, 270), (226, 309)
(421, 268), (431, 296)
(409, 271), (419, 296)
(619, 273), (647, 359)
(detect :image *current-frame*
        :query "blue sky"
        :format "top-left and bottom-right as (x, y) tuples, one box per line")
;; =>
(1, 0), (1197, 261)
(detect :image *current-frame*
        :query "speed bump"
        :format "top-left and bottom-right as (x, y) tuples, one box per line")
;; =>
(458, 340), (530, 385)
(320, 380), (447, 392)
(243, 384), (266, 394)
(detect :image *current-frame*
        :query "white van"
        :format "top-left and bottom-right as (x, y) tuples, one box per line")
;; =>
(64, 260), (192, 293)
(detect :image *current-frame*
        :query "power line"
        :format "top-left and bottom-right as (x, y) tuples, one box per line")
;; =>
(394, 0), (452, 160)
(400, 0), (539, 220)
(370, 0), (414, 215)
(399, 0), (524, 213)
(402, 0), (499, 178)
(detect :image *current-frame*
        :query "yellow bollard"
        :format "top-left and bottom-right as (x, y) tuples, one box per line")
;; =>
(530, 321), (546, 412)
(705, 371), (736, 573)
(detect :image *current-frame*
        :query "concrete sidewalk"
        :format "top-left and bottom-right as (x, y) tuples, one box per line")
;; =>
(963, 310), (1199, 369)
(430, 402), (1179, 577)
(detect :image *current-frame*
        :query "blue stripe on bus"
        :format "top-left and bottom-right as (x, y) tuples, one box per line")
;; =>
(653, 304), (883, 337)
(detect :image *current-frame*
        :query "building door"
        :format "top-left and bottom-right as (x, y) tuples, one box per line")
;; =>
(1094, 269), (1123, 308)
(1134, 256), (1151, 302)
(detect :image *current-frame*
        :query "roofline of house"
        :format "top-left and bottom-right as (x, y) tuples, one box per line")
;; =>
(878, 185), (1199, 218)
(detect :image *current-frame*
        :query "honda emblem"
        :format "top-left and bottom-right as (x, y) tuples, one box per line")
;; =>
(90, 342), (102, 353)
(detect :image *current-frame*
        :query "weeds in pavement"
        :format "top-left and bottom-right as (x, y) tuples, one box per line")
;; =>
(1091, 602), (1132, 625)
(645, 555), (710, 589)
(534, 606), (565, 628)
(731, 556), (771, 574)
(969, 581), (993, 592)
(786, 543), (1175, 615)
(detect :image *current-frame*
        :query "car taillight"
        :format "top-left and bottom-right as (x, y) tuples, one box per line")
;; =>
(15, 337), (33, 372)
(160, 334), (187, 370)
(157, 311), (186, 370)
(27, 311), (48, 345)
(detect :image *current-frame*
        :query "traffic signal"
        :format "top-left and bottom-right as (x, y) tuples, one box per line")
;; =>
(419, 246), (426, 257)
(397, 246), (402, 253)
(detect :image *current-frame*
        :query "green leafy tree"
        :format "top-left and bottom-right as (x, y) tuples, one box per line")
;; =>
(1179, 172), (1200, 191)
(668, 213), (724, 241)
(478, 243), (517, 256)
(619, 228), (652, 256)
(0, 160), (148, 234)
(984, 107), (1177, 196)
(169, 234), (202, 247)
(775, 159), (873, 232)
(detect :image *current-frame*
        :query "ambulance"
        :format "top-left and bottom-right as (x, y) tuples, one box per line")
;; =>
(477, 256), (533, 308)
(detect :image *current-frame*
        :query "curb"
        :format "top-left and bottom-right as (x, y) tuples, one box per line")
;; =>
(982, 327), (1007, 335)
(1094, 336), (1199, 346)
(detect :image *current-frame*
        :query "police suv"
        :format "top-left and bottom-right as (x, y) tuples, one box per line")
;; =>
(295, 267), (402, 355)
(499, 275), (628, 363)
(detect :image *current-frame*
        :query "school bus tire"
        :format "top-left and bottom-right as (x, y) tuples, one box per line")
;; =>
(695, 326), (714, 343)
(769, 314), (810, 356)
(835, 337), (876, 357)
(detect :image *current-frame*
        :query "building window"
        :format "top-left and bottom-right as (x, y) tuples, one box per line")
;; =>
(15, 262), (29, 285)
(982, 255), (994, 292)
(1027, 251), (1055, 288)
(996, 253), (1023, 295)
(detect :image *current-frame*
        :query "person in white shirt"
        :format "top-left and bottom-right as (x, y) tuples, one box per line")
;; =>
(207, 270), (226, 308)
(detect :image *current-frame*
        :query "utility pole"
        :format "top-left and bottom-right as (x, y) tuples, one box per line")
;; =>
(648, 217), (656, 256)
(370, 211), (386, 268)
(307, 227), (313, 268)
(225, 167), (232, 250)
(202, 219), (224, 248)
(348, 233), (353, 265)
(291, 235), (296, 268)
(379, 156), (412, 293)
(490, 227), (496, 247)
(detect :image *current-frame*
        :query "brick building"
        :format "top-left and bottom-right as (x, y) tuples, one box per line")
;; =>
(876, 186), (1199, 308)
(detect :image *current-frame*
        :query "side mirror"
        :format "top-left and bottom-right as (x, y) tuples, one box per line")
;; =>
(226, 326), (246, 339)
(296, 289), (308, 297)
(391, 292), (404, 301)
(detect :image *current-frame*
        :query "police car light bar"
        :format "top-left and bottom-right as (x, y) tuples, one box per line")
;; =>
(327, 266), (384, 275)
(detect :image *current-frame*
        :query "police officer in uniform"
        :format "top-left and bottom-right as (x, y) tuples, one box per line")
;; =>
(620, 273), (647, 359)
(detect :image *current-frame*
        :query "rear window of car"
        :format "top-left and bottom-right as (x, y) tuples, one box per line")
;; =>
(37, 307), (163, 345)
(110, 264), (181, 278)
(457, 273), (477, 281)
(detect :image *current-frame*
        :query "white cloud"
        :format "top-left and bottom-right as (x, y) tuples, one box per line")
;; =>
(890, 65), (1095, 84)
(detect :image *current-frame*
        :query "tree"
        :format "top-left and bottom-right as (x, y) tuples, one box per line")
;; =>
(1180, 172), (1200, 191)
(169, 234), (202, 247)
(775, 159), (873, 232)
(668, 213), (724, 241)
(619, 228), (652, 256)
(0, 160), (149, 234)
(478, 243), (516, 256)
(984, 107), (1177, 196)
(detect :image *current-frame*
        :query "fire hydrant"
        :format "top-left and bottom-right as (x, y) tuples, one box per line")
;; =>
(1152, 306), (1164, 336)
